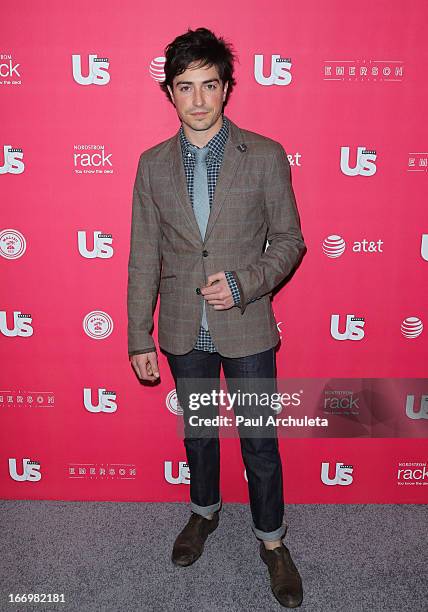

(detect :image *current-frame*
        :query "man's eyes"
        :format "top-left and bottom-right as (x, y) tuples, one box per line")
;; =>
(179, 84), (217, 92)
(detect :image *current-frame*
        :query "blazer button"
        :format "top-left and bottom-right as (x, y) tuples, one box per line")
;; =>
(196, 287), (201, 294)
(202, 250), (209, 257)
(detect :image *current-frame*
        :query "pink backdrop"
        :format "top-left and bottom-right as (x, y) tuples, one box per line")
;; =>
(1, 1), (427, 504)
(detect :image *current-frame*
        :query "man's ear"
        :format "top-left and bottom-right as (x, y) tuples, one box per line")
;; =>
(222, 81), (229, 102)
(166, 84), (175, 105)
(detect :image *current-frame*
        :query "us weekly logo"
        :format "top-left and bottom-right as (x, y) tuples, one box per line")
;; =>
(0, 144), (24, 174)
(9, 458), (41, 482)
(83, 388), (117, 414)
(72, 54), (110, 85)
(340, 146), (377, 176)
(405, 394), (428, 420)
(330, 315), (365, 341)
(164, 460), (190, 484)
(321, 462), (354, 486)
(0, 311), (33, 337)
(254, 54), (292, 86)
(77, 230), (114, 258)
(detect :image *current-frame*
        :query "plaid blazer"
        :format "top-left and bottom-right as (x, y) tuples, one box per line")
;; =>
(127, 115), (306, 358)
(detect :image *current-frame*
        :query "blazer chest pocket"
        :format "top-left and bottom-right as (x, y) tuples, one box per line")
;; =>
(159, 275), (177, 294)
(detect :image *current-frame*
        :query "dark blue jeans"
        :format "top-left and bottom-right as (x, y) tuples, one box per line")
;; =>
(163, 346), (286, 541)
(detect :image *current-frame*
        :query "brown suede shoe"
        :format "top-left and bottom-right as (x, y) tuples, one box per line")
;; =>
(259, 541), (303, 608)
(172, 510), (220, 567)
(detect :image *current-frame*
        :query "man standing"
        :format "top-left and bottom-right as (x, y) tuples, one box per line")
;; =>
(127, 27), (306, 608)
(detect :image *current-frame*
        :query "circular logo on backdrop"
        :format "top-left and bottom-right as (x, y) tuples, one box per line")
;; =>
(322, 235), (346, 258)
(401, 317), (423, 338)
(0, 229), (26, 259)
(166, 389), (183, 416)
(83, 311), (114, 339)
(149, 56), (166, 82)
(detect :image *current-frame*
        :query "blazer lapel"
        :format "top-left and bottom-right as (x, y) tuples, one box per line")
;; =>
(169, 115), (246, 245)
(170, 135), (201, 242)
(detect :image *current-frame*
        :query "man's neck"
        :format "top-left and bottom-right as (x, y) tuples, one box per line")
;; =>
(182, 113), (224, 148)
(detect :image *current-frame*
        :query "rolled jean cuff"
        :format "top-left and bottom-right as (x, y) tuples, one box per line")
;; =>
(252, 520), (287, 541)
(191, 498), (222, 517)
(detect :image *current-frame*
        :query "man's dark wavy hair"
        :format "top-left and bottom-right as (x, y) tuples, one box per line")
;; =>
(159, 27), (238, 108)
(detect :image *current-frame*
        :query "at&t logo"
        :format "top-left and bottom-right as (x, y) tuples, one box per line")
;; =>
(323, 235), (346, 258)
(72, 54), (110, 85)
(149, 56), (166, 82)
(323, 235), (384, 258)
(401, 317), (423, 339)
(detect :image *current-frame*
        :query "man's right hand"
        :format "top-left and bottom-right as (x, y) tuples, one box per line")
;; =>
(130, 351), (160, 382)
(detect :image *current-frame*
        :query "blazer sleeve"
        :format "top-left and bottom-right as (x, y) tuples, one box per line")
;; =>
(127, 153), (162, 355)
(230, 142), (306, 315)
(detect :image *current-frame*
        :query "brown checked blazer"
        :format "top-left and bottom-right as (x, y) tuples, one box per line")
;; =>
(127, 115), (306, 358)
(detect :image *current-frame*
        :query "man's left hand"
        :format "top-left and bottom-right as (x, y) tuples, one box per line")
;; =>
(201, 271), (234, 310)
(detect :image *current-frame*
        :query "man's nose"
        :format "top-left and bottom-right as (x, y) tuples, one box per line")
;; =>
(193, 87), (205, 106)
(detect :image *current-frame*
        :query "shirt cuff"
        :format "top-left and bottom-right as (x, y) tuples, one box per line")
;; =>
(225, 270), (241, 306)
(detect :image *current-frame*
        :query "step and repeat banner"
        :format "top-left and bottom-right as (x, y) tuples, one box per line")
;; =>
(1, 1), (427, 505)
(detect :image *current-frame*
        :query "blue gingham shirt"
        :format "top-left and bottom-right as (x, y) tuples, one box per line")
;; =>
(179, 113), (241, 352)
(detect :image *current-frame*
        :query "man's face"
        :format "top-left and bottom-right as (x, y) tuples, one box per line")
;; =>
(167, 61), (228, 133)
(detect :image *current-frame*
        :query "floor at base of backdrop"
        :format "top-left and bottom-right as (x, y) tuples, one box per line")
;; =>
(1, 501), (426, 612)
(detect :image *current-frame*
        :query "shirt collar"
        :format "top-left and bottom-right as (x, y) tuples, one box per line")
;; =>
(179, 113), (229, 160)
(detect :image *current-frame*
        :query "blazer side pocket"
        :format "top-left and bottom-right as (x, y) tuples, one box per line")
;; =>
(159, 275), (177, 293)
